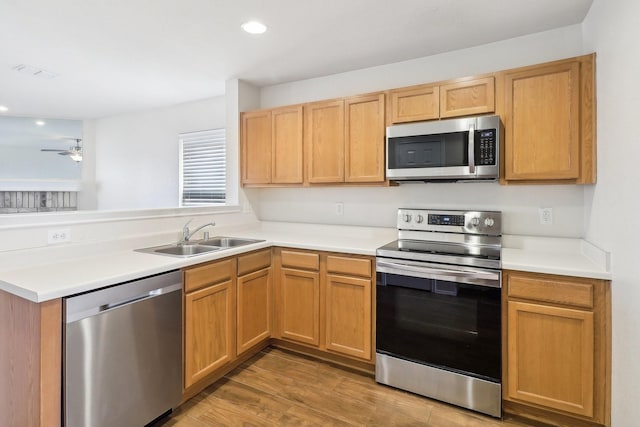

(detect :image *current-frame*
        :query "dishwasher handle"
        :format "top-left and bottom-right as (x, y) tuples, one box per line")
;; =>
(99, 284), (181, 313)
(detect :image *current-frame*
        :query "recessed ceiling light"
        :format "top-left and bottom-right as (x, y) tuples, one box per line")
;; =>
(241, 21), (267, 35)
(35, 120), (46, 126)
(0, 105), (8, 112)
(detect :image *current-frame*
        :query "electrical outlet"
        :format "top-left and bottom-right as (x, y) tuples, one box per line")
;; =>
(48, 228), (71, 244)
(335, 202), (344, 216)
(539, 208), (553, 225)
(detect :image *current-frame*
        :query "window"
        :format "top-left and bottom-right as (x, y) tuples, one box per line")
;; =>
(179, 129), (226, 206)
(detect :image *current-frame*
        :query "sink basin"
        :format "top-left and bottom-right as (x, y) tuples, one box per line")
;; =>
(135, 237), (264, 258)
(198, 237), (265, 248)
(135, 243), (222, 258)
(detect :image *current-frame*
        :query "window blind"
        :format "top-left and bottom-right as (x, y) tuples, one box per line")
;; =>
(179, 129), (226, 206)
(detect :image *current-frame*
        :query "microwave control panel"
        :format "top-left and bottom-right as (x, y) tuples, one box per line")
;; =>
(476, 129), (496, 165)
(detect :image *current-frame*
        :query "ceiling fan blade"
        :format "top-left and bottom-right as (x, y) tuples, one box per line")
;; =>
(41, 148), (68, 152)
(57, 152), (72, 156)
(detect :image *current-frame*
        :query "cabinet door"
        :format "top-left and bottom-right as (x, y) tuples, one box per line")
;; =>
(272, 106), (303, 184)
(389, 84), (439, 123)
(503, 61), (580, 180)
(237, 268), (272, 355)
(345, 94), (385, 183)
(325, 274), (372, 360)
(241, 110), (272, 184)
(305, 100), (345, 183)
(278, 268), (320, 346)
(184, 280), (235, 388)
(440, 77), (495, 118)
(507, 300), (595, 417)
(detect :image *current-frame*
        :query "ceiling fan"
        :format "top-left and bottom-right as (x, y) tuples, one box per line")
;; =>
(41, 138), (83, 162)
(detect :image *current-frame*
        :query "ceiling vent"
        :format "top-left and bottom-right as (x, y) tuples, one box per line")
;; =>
(12, 64), (58, 79)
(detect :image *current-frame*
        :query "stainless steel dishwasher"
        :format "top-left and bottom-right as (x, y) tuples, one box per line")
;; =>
(64, 270), (182, 427)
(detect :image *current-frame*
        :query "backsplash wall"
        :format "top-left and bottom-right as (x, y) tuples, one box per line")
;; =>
(245, 184), (585, 237)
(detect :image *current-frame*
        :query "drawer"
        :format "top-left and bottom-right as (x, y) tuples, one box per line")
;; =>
(507, 272), (595, 309)
(184, 258), (234, 293)
(281, 249), (320, 271)
(326, 255), (372, 278)
(238, 249), (272, 276)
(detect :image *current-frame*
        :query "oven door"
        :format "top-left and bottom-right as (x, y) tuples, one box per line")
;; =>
(376, 257), (501, 382)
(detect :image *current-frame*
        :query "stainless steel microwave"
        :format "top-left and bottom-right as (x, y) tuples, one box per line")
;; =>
(386, 115), (501, 182)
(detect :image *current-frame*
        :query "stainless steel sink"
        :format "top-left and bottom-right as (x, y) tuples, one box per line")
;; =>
(135, 237), (264, 258)
(198, 237), (265, 248)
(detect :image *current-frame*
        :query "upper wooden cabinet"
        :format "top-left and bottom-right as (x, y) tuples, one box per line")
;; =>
(388, 77), (495, 123)
(241, 106), (303, 185)
(503, 270), (610, 427)
(389, 84), (439, 123)
(305, 99), (345, 183)
(440, 77), (495, 118)
(499, 54), (596, 184)
(345, 94), (386, 183)
(305, 94), (385, 184)
(241, 110), (271, 184)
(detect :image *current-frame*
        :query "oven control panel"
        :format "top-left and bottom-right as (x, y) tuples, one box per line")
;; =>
(397, 208), (501, 235)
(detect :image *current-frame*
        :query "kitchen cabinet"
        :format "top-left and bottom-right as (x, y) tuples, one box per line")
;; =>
(304, 99), (346, 183)
(241, 110), (271, 184)
(503, 270), (611, 427)
(183, 259), (235, 389)
(345, 93), (386, 183)
(499, 54), (596, 184)
(388, 76), (495, 123)
(241, 105), (304, 185)
(236, 249), (272, 356)
(274, 248), (321, 346)
(305, 94), (385, 184)
(273, 248), (375, 362)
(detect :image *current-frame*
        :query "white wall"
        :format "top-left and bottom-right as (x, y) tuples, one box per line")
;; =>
(250, 25), (590, 238)
(582, 1), (640, 425)
(93, 97), (225, 210)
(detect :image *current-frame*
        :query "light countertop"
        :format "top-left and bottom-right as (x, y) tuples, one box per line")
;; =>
(0, 222), (610, 303)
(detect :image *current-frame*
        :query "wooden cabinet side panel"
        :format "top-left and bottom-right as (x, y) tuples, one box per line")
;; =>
(241, 110), (272, 184)
(389, 84), (439, 123)
(279, 268), (321, 346)
(440, 77), (495, 118)
(184, 281), (235, 388)
(345, 93), (385, 183)
(237, 268), (272, 355)
(272, 106), (304, 184)
(504, 62), (581, 180)
(507, 300), (594, 417)
(305, 100), (345, 183)
(579, 54), (597, 184)
(325, 274), (372, 360)
(0, 291), (62, 427)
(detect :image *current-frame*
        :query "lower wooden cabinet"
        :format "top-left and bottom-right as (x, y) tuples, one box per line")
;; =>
(237, 267), (272, 355)
(503, 270), (611, 427)
(184, 278), (235, 388)
(325, 273), (372, 360)
(274, 248), (374, 362)
(183, 258), (236, 389)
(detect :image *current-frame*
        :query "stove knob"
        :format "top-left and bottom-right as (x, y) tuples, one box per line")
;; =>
(415, 214), (424, 224)
(470, 217), (481, 227)
(403, 214), (412, 223)
(484, 218), (495, 227)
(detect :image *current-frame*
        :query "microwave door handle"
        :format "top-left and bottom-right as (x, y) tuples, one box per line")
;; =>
(468, 123), (475, 174)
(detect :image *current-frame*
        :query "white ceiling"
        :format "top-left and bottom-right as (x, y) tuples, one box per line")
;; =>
(0, 0), (593, 120)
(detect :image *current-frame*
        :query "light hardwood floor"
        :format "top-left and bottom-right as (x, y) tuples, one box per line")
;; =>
(155, 347), (536, 427)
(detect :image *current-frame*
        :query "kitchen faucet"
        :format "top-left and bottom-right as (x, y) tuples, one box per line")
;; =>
(181, 219), (215, 243)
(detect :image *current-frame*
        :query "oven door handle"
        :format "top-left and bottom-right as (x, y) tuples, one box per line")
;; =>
(377, 259), (501, 288)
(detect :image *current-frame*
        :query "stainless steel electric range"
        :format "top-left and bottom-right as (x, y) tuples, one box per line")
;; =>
(376, 208), (503, 418)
